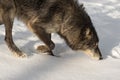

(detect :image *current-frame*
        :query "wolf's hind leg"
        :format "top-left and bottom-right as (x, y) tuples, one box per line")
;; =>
(3, 13), (26, 57)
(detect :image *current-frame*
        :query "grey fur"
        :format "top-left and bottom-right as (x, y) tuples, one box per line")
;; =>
(0, 0), (102, 60)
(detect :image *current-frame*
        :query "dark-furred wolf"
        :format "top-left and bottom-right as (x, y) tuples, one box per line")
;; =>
(0, 0), (102, 60)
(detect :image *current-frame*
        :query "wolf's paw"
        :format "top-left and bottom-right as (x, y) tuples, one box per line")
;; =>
(36, 45), (49, 53)
(13, 52), (27, 58)
(36, 45), (55, 56)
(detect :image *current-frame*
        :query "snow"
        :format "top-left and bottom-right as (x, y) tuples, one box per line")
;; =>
(0, 0), (120, 80)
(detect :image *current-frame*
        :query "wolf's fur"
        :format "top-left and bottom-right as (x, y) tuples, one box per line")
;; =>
(0, 0), (102, 59)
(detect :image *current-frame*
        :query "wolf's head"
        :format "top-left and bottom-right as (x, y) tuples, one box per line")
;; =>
(59, 1), (103, 60)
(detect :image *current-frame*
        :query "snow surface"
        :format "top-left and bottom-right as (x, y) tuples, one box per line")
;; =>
(0, 0), (120, 80)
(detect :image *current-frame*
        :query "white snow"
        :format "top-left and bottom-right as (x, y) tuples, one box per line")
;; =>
(0, 0), (120, 80)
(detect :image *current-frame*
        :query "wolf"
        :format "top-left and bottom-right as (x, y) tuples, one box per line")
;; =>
(0, 0), (102, 60)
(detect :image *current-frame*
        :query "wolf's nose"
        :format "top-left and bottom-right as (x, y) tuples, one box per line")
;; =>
(99, 56), (103, 60)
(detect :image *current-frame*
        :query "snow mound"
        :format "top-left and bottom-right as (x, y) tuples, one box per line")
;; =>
(111, 44), (120, 58)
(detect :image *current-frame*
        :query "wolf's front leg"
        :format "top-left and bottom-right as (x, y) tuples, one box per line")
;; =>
(29, 23), (55, 56)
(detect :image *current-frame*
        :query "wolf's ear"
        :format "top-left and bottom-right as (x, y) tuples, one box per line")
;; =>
(86, 28), (90, 35)
(85, 28), (91, 39)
